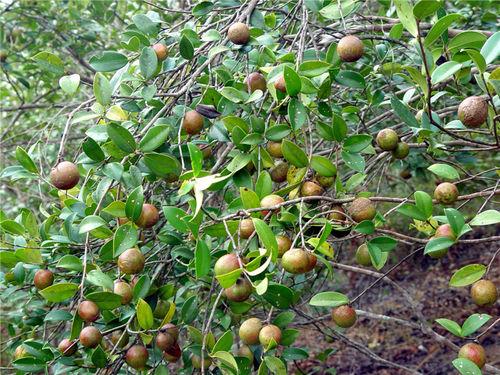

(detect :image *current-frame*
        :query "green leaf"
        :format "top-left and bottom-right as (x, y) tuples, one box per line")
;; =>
(255, 172), (272, 199)
(83, 138), (105, 162)
(91, 346), (107, 368)
(252, 218), (278, 261)
(86, 269), (113, 290)
(86, 291), (122, 310)
(449, 264), (486, 287)
(32, 51), (64, 76)
(445, 208), (464, 237)
(343, 134), (372, 153)
(465, 49), (486, 74)
(283, 66), (301, 96)
(394, 0), (418, 37)
(125, 186), (144, 222)
(461, 313), (491, 337)
(15, 147), (37, 173)
(212, 351), (238, 371)
(114, 223), (138, 257)
(212, 331), (233, 353)
(107, 123), (136, 153)
(469, 210), (500, 226)
(216, 268), (242, 288)
(449, 31), (487, 53)
(341, 151), (364, 172)
(39, 283), (78, 303)
(59, 74), (80, 94)
(412, 0), (441, 19)
(139, 125), (169, 152)
(195, 240), (210, 278)
(369, 236), (397, 252)
(335, 70), (365, 88)
(319, 0), (359, 20)
(310, 155), (336, 177)
(264, 356), (286, 374)
(188, 143), (203, 177)
(452, 358), (482, 375)
(427, 163), (460, 180)
(102, 201), (126, 217)
(424, 237), (454, 255)
(1, 220), (25, 235)
(44, 310), (73, 322)
(424, 14), (463, 47)
(93, 72), (112, 106)
(282, 140), (309, 168)
(132, 14), (160, 35)
(414, 191), (433, 219)
(390, 96), (419, 128)
(79, 215), (107, 234)
(136, 298), (154, 330)
(15, 248), (42, 264)
(435, 318), (462, 337)
(288, 98), (307, 130)
(265, 124), (291, 141)
(179, 35), (194, 60)
(309, 291), (349, 307)
(140, 47), (158, 79)
(57, 255), (83, 271)
(354, 220), (375, 235)
(144, 152), (181, 178)
(480, 31), (500, 64)
(89, 51), (128, 72)
(220, 87), (248, 103)
(431, 61), (462, 84)
(298, 60), (331, 77)
(263, 283), (294, 309)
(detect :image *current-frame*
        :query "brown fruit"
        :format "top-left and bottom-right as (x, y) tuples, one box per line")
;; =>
(163, 342), (181, 362)
(58, 339), (77, 356)
(159, 323), (179, 342)
(236, 345), (253, 362)
(329, 205), (347, 223)
(110, 330), (129, 348)
(267, 141), (283, 158)
(434, 182), (459, 205)
(259, 324), (281, 347)
(376, 129), (399, 151)
(458, 343), (486, 368)
(306, 252), (317, 271)
(270, 162), (289, 183)
(332, 305), (357, 328)
(246, 72), (266, 92)
(355, 244), (371, 266)
(337, 35), (364, 62)
(118, 248), (145, 275)
(316, 175), (334, 188)
(348, 197), (376, 222)
(392, 142), (409, 159)
(227, 22), (250, 45)
(458, 96), (488, 128)
(191, 353), (212, 369)
(300, 181), (324, 197)
(156, 324), (179, 351)
(79, 326), (102, 348)
(0, 50), (7, 62)
(239, 318), (262, 345)
(136, 203), (159, 228)
(276, 235), (292, 257)
(197, 144), (212, 159)
(274, 74), (286, 93)
(152, 43), (168, 61)
(281, 248), (312, 274)
(114, 281), (133, 304)
(214, 253), (240, 276)
(260, 194), (285, 216)
(182, 110), (204, 135)
(239, 219), (255, 239)
(78, 300), (100, 322)
(470, 279), (497, 307)
(33, 269), (54, 290)
(225, 277), (252, 302)
(399, 169), (412, 179)
(50, 161), (80, 190)
(126, 345), (149, 370)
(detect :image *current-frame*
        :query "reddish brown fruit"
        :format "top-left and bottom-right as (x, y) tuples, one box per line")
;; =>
(225, 277), (252, 302)
(276, 235), (292, 257)
(300, 181), (324, 197)
(152, 43), (168, 61)
(126, 345), (149, 370)
(136, 203), (159, 228)
(118, 248), (145, 275)
(227, 22), (250, 45)
(58, 339), (77, 356)
(239, 318), (262, 345)
(260, 194), (284, 216)
(270, 162), (288, 183)
(434, 182), (459, 205)
(337, 35), (364, 62)
(267, 141), (283, 158)
(214, 253), (240, 276)
(348, 197), (376, 222)
(458, 343), (486, 368)
(239, 219), (255, 239)
(332, 305), (357, 328)
(79, 326), (102, 348)
(246, 72), (266, 92)
(458, 96), (488, 128)
(470, 279), (497, 307)
(50, 161), (80, 190)
(259, 324), (281, 347)
(376, 129), (399, 151)
(182, 110), (204, 135)
(78, 300), (100, 322)
(281, 248), (313, 274)
(274, 74), (286, 93)
(33, 269), (54, 290)
(114, 281), (133, 305)
(163, 342), (181, 362)
(159, 323), (179, 342)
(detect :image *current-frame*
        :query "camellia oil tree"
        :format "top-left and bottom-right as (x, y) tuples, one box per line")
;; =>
(0, 0), (499, 374)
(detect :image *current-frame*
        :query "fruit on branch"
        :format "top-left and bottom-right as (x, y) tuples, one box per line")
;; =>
(329, 205), (347, 223)
(79, 326), (102, 348)
(58, 339), (77, 356)
(227, 22), (250, 45)
(331, 305), (357, 328)
(78, 300), (100, 322)
(470, 279), (497, 307)
(163, 342), (181, 362)
(348, 197), (376, 222)
(392, 142), (409, 159)
(118, 248), (145, 275)
(13, 345), (28, 360)
(316, 175), (334, 188)
(197, 144), (212, 159)
(114, 281), (133, 304)
(434, 182), (459, 205)
(376, 129), (399, 151)
(270, 162), (289, 183)
(415, 109), (424, 121)
(214, 253), (240, 276)
(259, 324), (282, 347)
(246, 72), (267, 93)
(159, 323), (180, 343)
(191, 353), (212, 369)
(50, 161), (80, 190)
(260, 194), (285, 216)
(239, 218), (255, 239)
(281, 248), (316, 274)
(136, 203), (159, 228)
(267, 141), (283, 158)
(276, 235), (292, 257)
(458, 96), (488, 128)
(274, 74), (286, 93)
(156, 325), (178, 351)
(236, 345), (253, 362)
(182, 110), (204, 135)
(458, 343), (486, 368)
(337, 35), (364, 62)
(300, 180), (324, 197)
(400, 169), (411, 179)
(239, 317), (262, 345)
(355, 244), (371, 266)
(434, 224), (455, 240)
(225, 277), (252, 302)
(125, 345), (149, 370)
(33, 269), (54, 290)
(0, 50), (7, 62)
(110, 330), (129, 348)
(152, 43), (168, 61)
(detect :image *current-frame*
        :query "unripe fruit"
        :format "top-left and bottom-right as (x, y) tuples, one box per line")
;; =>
(332, 305), (357, 328)
(434, 224), (455, 240)
(329, 205), (347, 223)
(225, 277), (252, 302)
(274, 74), (286, 93)
(152, 43), (168, 61)
(78, 300), (100, 322)
(136, 203), (159, 228)
(118, 248), (145, 275)
(191, 353), (212, 369)
(227, 22), (250, 45)
(337, 35), (364, 62)
(400, 169), (411, 179)
(182, 110), (204, 135)
(0, 50), (7, 62)
(355, 244), (371, 266)
(214, 253), (240, 276)
(33, 269), (54, 290)
(236, 345), (253, 362)
(126, 345), (149, 370)
(348, 197), (376, 222)
(276, 235), (292, 257)
(392, 142), (409, 159)
(458, 96), (488, 128)
(114, 281), (133, 305)
(316, 175), (334, 188)
(282, 248), (313, 274)
(259, 324), (281, 347)
(239, 219), (255, 239)
(415, 109), (424, 121)
(458, 343), (486, 368)
(267, 141), (283, 158)
(50, 161), (80, 190)
(58, 339), (77, 356)
(470, 279), (497, 307)
(110, 330), (129, 348)
(260, 194), (284, 216)
(163, 342), (181, 362)
(300, 181), (324, 197)
(239, 317), (262, 345)
(246, 72), (266, 93)
(376, 129), (399, 151)
(434, 182), (459, 205)
(13, 345), (28, 360)
(270, 162), (288, 183)
(79, 326), (102, 348)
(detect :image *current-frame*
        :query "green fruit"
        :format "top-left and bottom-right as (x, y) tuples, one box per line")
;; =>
(392, 142), (409, 159)
(125, 345), (149, 370)
(276, 235), (292, 257)
(434, 182), (459, 205)
(33, 269), (54, 290)
(267, 141), (283, 158)
(79, 326), (102, 348)
(337, 35), (364, 62)
(77, 300), (100, 322)
(458, 96), (488, 128)
(118, 248), (145, 275)
(225, 277), (252, 302)
(136, 203), (159, 228)
(348, 197), (376, 222)
(110, 330), (129, 348)
(300, 181), (324, 197)
(399, 169), (411, 179)
(376, 129), (399, 151)
(332, 305), (357, 328)
(470, 279), (497, 307)
(191, 353), (212, 369)
(329, 205), (347, 223)
(113, 281), (133, 304)
(236, 345), (253, 362)
(270, 162), (288, 183)
(182, 110), (204, 135)
(228, 22), (250, 45)
(239, 317), (262, 345)
(246, 72), (266, 92)
(316, 175), (334, 188)
(281, 248), (315, 274)
(50, 161), (80, 190)
(355, 244), (371, 266)
(458, 343), (486, 368)
(214, 253), (240, 276)
(258, 324), (281, 347)
(58, 339), (77, 356)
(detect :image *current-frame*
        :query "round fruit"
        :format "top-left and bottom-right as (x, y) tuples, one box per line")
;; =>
(236, 345), (253, 362)
(126, 345), (149, 370)
(329, 205), (347, 223)
(163, 342), (181, 362)
(434, 224), (455, 240)
(78, 300), (100, 322)
(136, 203), (159, 228)
(159, 323), (179, 343)
(392, 142), (409, 159)
(458, 96), (488, 128)
(239, 218), (255, 239)
(110, 330), (129, 348)
(152, 43), (168, 61)
(276, 235), (292, 257)
(114, 281), (133, 304)
(270, 162), (288, 183)
(239, 317), (262, 345)
(300, 181), (324, 197)
(415, 109), (424, 121)
(274, 74), (286, 93)
(281, 248), (312, 274)
(259, 324), (281, 347)
(214, 253), (240, 276)
(50, 161), (80, 190)
(246, 72), (266, 92)
(191, 353), (212, 369)
(225, 277), (252, 302)
(156, 331), (175, 351)
(79, 326), (102, 348)
(118, 248), (145, 275)
(332, 305), (357, 328)
(13, 345), (28, 360)
(0, 50), (7, 62)
(355, 244), (371, 266)
(58, 339), (77, 356)
(376, 129), (399, 151)
(197, 144), (212, 159)
(400, 169), (411, 179)
(267, 141), (283, 158)
(316, 175), (334, 188)
(434, 182), (459, 205)
(470, 279), (497, 307)
(182, 110), (204, 135)
(306, 252), (317, 271)
(227, 22), (250, 45)
(33, 269), (54, 290)
(458, 343), (486, 368)
(337, 35), (364, 62)
(348, 197), (376, 222)
(260, 194), (284, 216)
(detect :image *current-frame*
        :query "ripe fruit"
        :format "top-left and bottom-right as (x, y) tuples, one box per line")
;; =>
(355, 244), (371, 266)
(114, 281), (133, 304)
(259, 324), (281, 347)
(152, 43), (168, 61)
(110, 330), (129, 348)
(214, 253), (240, 276)
(434, 224), (455, 240)
(126, 345), (149, 370)
(337, 35), (364, 62)
(191, 353), (212, 369)
(236, 345), (253, 362)
(33, 269), (54, 290)
(300, 181), (324, 197)
(239, 318), (262, 345)
(332, 305), (357, 328)
(274, 74), (286, 93)
(156, 324), (178, 350)
(225, 277), (252, 302)
(159, 323), (180, 342)
(329, 205), (347, 223)
(316, 175), (334, 188)
(376, 129), (399, 151)
(197, 144), (212, 159)
(79, 326), (102, 348)
(348, 197), (376, 222)
(50, 161), (80, 190)
(260, 194), (284, 216)
(118, 248), (145, 275)
(458, 343), (486, 368)
(227, 22), (250, 45)
(276, 235), (292, 257)
(246, 72), (266, 92)
(267, 141), (283, 158)
(270, 162), (288, 183)
(458, 96), (488, 128)
(434, 182), (459, 205)
(239, 218), (255, 239)
(163, 342), (181, 362)
(392, 142), (409, 159)
(282, 248), (313, 274)
(78, 300), (100, 322)
(182, 110), (204, 135)
(58, 339), (77, 356)
(136, 203), (159, 228)
(470, 279), (497, 307)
